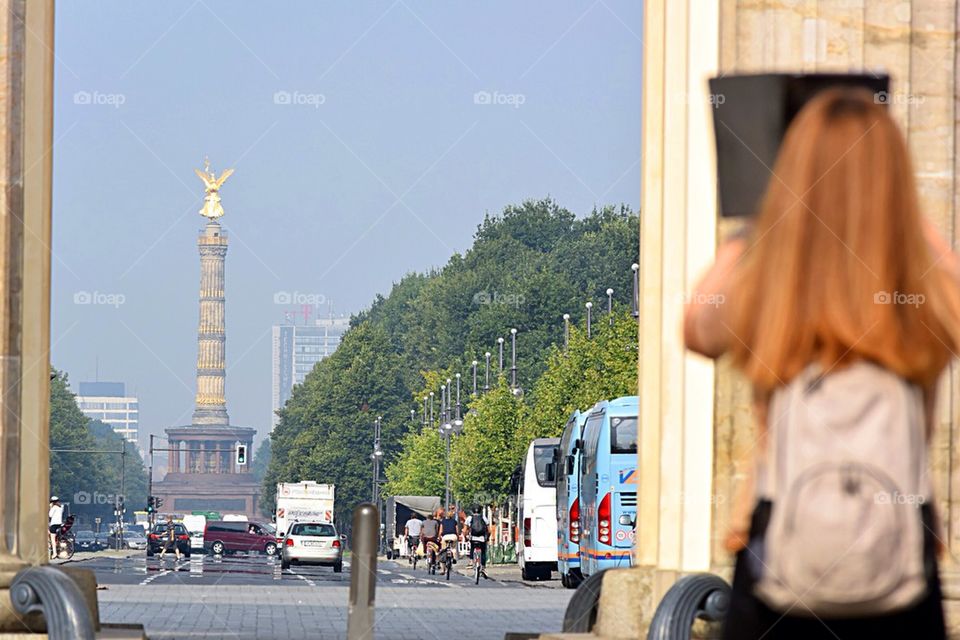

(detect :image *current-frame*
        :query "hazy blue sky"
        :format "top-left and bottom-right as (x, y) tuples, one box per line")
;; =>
(51, 1), (643, 447)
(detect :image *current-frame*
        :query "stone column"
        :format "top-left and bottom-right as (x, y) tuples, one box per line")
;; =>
(193, 222), (229, 425)
(0, 0), (55, 630)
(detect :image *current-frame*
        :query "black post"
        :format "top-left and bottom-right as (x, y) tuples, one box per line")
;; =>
(347, 503), (379, 640)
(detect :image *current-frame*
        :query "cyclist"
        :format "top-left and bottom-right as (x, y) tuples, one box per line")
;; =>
(463, 505), (489, 578)
(439, 509), (459, 562)
(403, 512), (423, 563)
(48, 496), (63, 559)
(420, 512), (440, 570)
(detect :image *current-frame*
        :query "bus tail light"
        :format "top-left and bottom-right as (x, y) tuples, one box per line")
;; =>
(569, 498), (580, 544)
(523, 518), (532, 547)
(598, 493), (612, 545)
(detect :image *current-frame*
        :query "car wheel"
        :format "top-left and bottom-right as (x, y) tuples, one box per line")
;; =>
(334, 561), (343, 573)
(211, 541), (225, 555)
(264, 542), (277, 556)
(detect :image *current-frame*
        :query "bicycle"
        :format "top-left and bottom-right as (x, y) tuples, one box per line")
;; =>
(473, 545), (483, 584)
(440, 540), (456, 581)
(408, 537), (420, 570)
(49, 516), (76, 560)
(425, 540), (439, 575)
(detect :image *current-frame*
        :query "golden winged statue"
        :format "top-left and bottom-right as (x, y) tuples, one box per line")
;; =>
(194, 157), (234, 219)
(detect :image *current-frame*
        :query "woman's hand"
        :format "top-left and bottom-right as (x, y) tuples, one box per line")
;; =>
(684, 238), (746, 358)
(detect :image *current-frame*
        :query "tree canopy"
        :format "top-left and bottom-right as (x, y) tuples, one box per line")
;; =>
(263, 198), (638, 522)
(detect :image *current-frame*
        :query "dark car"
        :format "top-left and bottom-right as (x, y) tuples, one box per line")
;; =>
(74, 530), (103, 552)
(147, 522), (191, 557)
(203, 521), (277, 556)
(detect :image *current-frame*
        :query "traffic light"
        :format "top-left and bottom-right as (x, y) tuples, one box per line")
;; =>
(146, 496), (155, 513)
(236, 443), (247, 466)
(155, 497), (164, 510)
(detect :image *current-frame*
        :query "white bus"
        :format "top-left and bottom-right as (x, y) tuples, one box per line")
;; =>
(515, 437), (560, 581)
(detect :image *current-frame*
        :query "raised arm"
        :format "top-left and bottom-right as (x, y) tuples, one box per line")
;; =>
(683, 238), (746, 358)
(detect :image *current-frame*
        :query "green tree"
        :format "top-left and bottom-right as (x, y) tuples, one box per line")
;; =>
(450, 379), (526, 506)
(49, 369), (104, 504)
(88, 420), (149, 510)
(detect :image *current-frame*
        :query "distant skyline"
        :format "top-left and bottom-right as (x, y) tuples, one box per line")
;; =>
(50, 2), (643, 445)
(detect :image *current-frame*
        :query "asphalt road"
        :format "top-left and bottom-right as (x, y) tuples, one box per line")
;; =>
(76, 551), (572, 639)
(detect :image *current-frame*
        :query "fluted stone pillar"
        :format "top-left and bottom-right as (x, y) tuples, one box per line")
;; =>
(0, 0), (55, 631)
(193, 222), (229, 426)
(616, 2), (960, 638)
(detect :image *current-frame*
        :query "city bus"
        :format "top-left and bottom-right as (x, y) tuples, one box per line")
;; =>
(515, 437), (560, 581)
(555, 410), (588, 589)
(578, 396), (638, 577)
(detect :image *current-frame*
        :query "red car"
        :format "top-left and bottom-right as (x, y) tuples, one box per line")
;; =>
(203, 521), (278, 556)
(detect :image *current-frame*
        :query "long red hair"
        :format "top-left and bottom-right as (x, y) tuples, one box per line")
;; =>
(726, 88), (960, 394)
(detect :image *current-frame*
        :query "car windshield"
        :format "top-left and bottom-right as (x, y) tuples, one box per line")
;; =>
(290, 523), (336, 537)
(125, 525), (145, 535)
(153, 524), (188, 534)
(76, 531), (95, 539)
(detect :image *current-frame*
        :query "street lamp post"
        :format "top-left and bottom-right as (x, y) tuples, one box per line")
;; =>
(484, 352), (491, 392)
(497, 337), (504, 373)
(455, 373), (462, 420)
(510, 328), (518, 390)
(607, 288), (614, 325)
(471, 360), (478, 396)
(586, 301), (594, 339)
(422, 396), (428, 431)
(371, 416), (383, 507)
(430, 392), (435, 428)
(632, 263), (640, 318)
(563, 313), (571, 351)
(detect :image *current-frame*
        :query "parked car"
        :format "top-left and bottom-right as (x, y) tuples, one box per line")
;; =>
(147, 522), (192, 558)
(106, 529), (148, 551)
(281, 521), (343, 572)
(203, 520), (278, 556)
(74, 530), (103, 552)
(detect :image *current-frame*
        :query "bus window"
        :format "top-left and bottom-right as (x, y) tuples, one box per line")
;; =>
(611, 416), (637, 454)
(533, 444), (557, 487)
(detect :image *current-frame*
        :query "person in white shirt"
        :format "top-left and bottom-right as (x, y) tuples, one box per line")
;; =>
(404, 514), (423, 563)
(48, 496), (64, 559)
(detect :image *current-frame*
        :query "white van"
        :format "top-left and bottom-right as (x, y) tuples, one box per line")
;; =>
(515, 438), (560, 581)
(181, 514), (206, 551)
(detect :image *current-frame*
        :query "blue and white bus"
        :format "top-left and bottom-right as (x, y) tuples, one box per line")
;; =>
(555, 410), (588, 588)
(578, 396), (638, 577)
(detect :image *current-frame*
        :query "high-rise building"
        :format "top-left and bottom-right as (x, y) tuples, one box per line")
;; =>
(75, 381), (139, 445)
(271, 314), (350, 429)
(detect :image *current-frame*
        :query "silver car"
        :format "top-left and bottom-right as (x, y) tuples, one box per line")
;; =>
(280, 522), (343, 572)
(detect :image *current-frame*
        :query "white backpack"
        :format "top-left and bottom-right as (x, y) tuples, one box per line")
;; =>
(753, 361), (929, 617)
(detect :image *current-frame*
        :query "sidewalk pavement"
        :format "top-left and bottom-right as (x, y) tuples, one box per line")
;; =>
(51, 549), (138, 565)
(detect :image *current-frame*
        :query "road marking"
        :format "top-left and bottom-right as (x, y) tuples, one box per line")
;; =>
(289, 569), (316, 587)
(139, 570), (170, 586)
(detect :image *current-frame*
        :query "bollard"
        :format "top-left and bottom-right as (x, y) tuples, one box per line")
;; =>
(347, 502), (379, 640)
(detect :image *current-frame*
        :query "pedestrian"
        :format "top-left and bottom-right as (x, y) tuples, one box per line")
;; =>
(48, 496), (63, 559)
(685, 88), (960, 639)
(158, 515), (181, 561)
